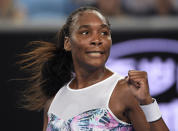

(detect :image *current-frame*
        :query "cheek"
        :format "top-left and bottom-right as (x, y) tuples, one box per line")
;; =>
(70, 39), (86, 55)
(72, 44), (83, 54)
(104, 37), (112, 50)
(71, 35), (89, 49)
(104, 40), (112, 58)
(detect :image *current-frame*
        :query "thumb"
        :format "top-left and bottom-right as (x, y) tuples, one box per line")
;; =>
(125, 76), (129, 82)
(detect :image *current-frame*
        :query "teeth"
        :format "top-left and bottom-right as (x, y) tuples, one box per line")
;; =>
(87, 51), (103, 54)
(90, 52), (101, 54)
(88, 52), (102, 56)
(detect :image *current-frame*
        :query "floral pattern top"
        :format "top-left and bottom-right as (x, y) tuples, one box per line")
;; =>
(47, 108), (134, 131)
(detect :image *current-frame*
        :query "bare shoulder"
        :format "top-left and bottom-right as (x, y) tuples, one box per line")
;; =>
(109, 78), (140, 123)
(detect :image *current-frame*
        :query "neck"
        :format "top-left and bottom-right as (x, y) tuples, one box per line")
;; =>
(71, 65), (112, 89)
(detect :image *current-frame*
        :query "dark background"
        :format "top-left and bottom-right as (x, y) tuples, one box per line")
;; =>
(1, 29), (178, 131)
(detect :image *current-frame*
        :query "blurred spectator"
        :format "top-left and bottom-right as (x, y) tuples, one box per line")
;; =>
(122, 0), (158, 16)
(74, 0), (95, 6)
(122, 0), (174, 16)
(170, 0), (178, 14)
(0, 0), (13, 19)
(2, 0), (177, 23)
(156, 0), (172, 15)
(0, 0), (25, 21)
(18, 0), (81, 20)
(94, 0), (123, 17)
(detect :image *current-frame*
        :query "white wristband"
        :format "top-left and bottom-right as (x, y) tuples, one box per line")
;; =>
(140, 98), (162, 122)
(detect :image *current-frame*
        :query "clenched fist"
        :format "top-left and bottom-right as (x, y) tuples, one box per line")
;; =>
(127, 70), (153, 105)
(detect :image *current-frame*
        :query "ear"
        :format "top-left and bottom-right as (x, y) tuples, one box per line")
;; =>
(64, 37), (71, 51)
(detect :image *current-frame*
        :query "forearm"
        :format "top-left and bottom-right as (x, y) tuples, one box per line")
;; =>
(126, 103), (152, 131)
(149, 118), (169, 131)
(127, 70), (169, 130)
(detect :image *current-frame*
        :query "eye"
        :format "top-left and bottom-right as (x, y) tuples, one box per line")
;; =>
(80, 31), (89, 35)
(101, 31), (109, 36)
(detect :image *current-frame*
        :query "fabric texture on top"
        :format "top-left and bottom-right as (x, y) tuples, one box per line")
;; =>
(47, 71), (134, 131)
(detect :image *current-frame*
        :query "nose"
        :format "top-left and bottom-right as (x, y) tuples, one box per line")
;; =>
(90, 35), (102, 46)
(90, 41), (102, 46)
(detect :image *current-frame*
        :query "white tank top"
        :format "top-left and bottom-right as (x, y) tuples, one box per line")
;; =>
(47, 72), (133, 131)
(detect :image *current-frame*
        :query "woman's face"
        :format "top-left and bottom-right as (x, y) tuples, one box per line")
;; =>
(65, 10), (112, 69)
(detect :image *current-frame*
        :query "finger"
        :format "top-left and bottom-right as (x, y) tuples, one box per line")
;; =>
(129, 79), (141, 88)
(128, 70), (147, 75)
(128, 72), (147, 77)
(128, 82), (140, 93)
(129, 75), (146, 79)
(129, 70), (145, 73)
(129, 70), (145, 72)
(129, 77), (145, 83)
(129, 75), (147, 83)
(125, 76), (129, 81)
(130, 74), (146, 77)
(130, 76), (146, 83)
(130, 79), (148, 89)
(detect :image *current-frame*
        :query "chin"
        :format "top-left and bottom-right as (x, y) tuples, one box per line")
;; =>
(86, 60), (106, 69)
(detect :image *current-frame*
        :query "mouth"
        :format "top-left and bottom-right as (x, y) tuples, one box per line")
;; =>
(86, 51), (104, 57)
(86, 51), (104, 54)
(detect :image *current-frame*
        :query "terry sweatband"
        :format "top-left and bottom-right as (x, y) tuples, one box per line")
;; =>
(140, 98), (162, 122)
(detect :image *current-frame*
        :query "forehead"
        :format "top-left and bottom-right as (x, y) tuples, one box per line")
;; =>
(72, 10), (108, 27)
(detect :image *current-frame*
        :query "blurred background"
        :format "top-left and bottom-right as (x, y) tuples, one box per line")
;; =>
(1, 0), (178, 130)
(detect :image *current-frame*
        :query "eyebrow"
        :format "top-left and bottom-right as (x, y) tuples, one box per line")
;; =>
(78, 24), (110, 30)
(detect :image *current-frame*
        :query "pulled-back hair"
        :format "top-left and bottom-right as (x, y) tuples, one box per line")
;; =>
(18, 6), (110, 111)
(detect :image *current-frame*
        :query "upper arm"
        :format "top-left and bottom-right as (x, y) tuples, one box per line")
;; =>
(115, 79), (150, 131)
(123, 87), (150, 131)
(43, 97), (54, 131)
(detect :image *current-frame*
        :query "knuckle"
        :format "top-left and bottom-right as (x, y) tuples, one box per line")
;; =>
(143, 71), (147, 75)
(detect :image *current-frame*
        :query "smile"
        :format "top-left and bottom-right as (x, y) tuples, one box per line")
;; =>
(86, 51), (104, 54)
(86, 51), (104, 57)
